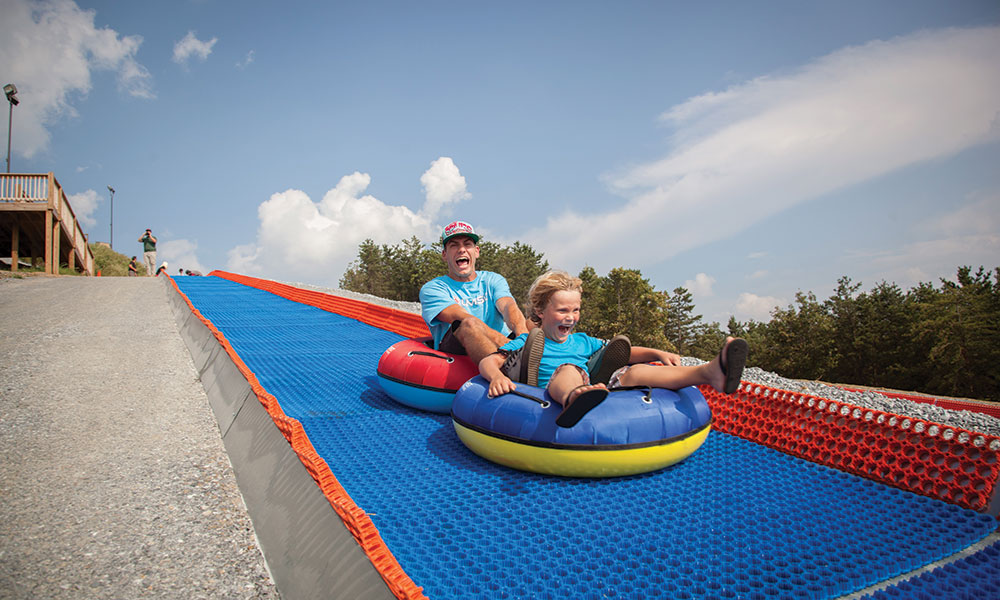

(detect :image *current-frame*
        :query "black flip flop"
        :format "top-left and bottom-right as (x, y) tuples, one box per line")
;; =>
(555, 387), (609, 428)
(719, 338), (749, 394)
(589, 335), (632, 385)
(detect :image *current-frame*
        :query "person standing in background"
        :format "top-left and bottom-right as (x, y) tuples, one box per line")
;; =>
(138, 229), (157, 277)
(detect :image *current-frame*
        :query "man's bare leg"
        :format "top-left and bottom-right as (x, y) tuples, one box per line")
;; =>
(453, 317), (515, 365)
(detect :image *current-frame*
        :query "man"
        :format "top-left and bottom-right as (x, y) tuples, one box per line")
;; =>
(138, 229), (157, 277)
(419, 221), (529, 365)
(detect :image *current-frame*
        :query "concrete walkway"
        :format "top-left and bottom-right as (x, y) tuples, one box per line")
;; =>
(0, 276), (277, 599)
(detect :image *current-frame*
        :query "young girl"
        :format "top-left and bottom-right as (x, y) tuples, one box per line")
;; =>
(479, 270), (749, 427)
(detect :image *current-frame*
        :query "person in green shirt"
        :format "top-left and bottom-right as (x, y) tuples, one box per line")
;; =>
(138, 229), (157, 277)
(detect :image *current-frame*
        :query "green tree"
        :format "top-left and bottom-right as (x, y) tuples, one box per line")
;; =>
(856, 281), (913, 390)
(825, 276), (864, 384)
(760, 291), (834, 380)
(340, 237), (443, 301)
(341, 236), (547, 305)
(662, 287), (701, 354)
(477, 241), (549, 309)
(912, 266), (1000, 400)
(687, 322), (728, 361)
(578, 267), (671, 349)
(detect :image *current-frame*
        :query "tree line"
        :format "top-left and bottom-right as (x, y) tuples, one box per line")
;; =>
(341, 238), (999, 401)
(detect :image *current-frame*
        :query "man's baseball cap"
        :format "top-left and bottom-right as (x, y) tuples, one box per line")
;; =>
(441, 221), (479, 245)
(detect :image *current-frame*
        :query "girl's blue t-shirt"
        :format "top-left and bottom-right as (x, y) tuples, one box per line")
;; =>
(500, 331), (605, 387)
(419, 271), (513, 349)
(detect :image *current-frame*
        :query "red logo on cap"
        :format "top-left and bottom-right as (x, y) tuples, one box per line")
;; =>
(444, 221), (473, 236)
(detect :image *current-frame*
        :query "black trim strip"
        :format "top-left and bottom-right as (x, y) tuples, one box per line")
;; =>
(451, 414), (713, 451)
(376, 372), (459, 395)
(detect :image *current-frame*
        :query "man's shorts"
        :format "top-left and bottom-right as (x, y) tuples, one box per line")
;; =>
(438, 322), (467, 355)
(438, 319), (517, 356)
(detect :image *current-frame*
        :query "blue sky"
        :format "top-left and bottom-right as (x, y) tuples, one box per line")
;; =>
(3, 0), (999, 323)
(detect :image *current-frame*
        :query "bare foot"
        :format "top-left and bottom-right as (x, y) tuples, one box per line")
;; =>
(704, 337), (735, 393)
(565, 382), (607, 406)
(706, 336), (748, 394)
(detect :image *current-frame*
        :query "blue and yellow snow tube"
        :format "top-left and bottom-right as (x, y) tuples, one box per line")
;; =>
(451, 376), (712, 477)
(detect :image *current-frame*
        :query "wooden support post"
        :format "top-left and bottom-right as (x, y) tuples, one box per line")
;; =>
(10, 215), (19, 272)
(44, 209), (53, 274)
(52, 218), (61, 275)
(68, 226), (76, 271)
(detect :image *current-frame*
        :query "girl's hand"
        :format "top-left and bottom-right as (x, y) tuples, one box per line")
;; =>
(659, 351), (682, 366)
(488, 375), (516, 398)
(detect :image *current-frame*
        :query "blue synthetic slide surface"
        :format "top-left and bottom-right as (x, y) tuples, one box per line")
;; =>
(862, 539), (1000, 599)
(175, 277), (998, 600)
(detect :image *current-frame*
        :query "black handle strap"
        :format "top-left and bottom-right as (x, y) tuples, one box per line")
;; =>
(609, 385), (652, 403)
(508, 389), (550, 408)
(407, 350), (455, 363)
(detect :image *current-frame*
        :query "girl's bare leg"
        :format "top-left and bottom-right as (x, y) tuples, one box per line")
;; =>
(548, 365), (606, 407)
(617, 337), (739, 393)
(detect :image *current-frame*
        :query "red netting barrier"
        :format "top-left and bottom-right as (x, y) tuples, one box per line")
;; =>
(700, 383), (1000, 513)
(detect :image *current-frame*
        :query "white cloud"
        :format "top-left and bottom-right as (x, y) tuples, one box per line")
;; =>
(747, 270), (769, 280)
(683, 272), (715, 297)
(236, 50), (255, 69)
(173, 31), (217, 65)
(67, 189), (100, 226)
(0, 0), (154, 158)
(419, 157), (471, 219)
(845, 193), (1000, 289)
(929, 192), (1000, 237)
(227, 158), (469, 283)
(734, 292), (784, 322)
(159, 239), (206, 274)
(524, 26), (1000, 273)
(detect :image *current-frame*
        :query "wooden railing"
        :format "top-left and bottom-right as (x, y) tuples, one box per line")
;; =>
(0, 172), (95, 275)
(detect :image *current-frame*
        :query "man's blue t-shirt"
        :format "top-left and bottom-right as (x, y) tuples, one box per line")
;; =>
(501, 331), (605, 387)
(419, 271), (514, 349)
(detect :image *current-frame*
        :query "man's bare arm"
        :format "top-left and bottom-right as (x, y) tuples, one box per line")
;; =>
(495, 296), (529, 336)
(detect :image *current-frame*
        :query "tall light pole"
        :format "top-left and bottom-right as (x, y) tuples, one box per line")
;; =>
(4, 83), (18, 173)
(107, 186), (115, 249)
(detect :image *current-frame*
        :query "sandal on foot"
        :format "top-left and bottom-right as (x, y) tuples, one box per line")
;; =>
(719, 338), (749, 394)
(588, 335), (631, 385)
(500, 328), (546, 386)
(524, 328), (545, 387)
(555, 386), (609, 428)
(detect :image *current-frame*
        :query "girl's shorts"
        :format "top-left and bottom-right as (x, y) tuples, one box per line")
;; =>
(607, 365), (634, 389)
(552, 363), (589, 383)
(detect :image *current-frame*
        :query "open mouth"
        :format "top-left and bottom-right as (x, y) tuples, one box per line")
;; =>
(455, 257), (470, 267)
(557, 325), (574, 336)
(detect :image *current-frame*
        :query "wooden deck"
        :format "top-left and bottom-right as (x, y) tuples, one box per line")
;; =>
(0, 173), (94, 275)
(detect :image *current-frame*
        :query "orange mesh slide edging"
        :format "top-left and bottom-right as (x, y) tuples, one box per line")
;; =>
(166, 274), (427, 600)
(208, 271), (430, 339)
(702, 382), (1000, 514)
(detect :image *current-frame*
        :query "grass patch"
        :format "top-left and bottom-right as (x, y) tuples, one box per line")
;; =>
(90, 244), (149, 277)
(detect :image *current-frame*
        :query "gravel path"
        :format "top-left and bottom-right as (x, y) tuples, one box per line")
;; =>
(0, 276), (277, 599)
